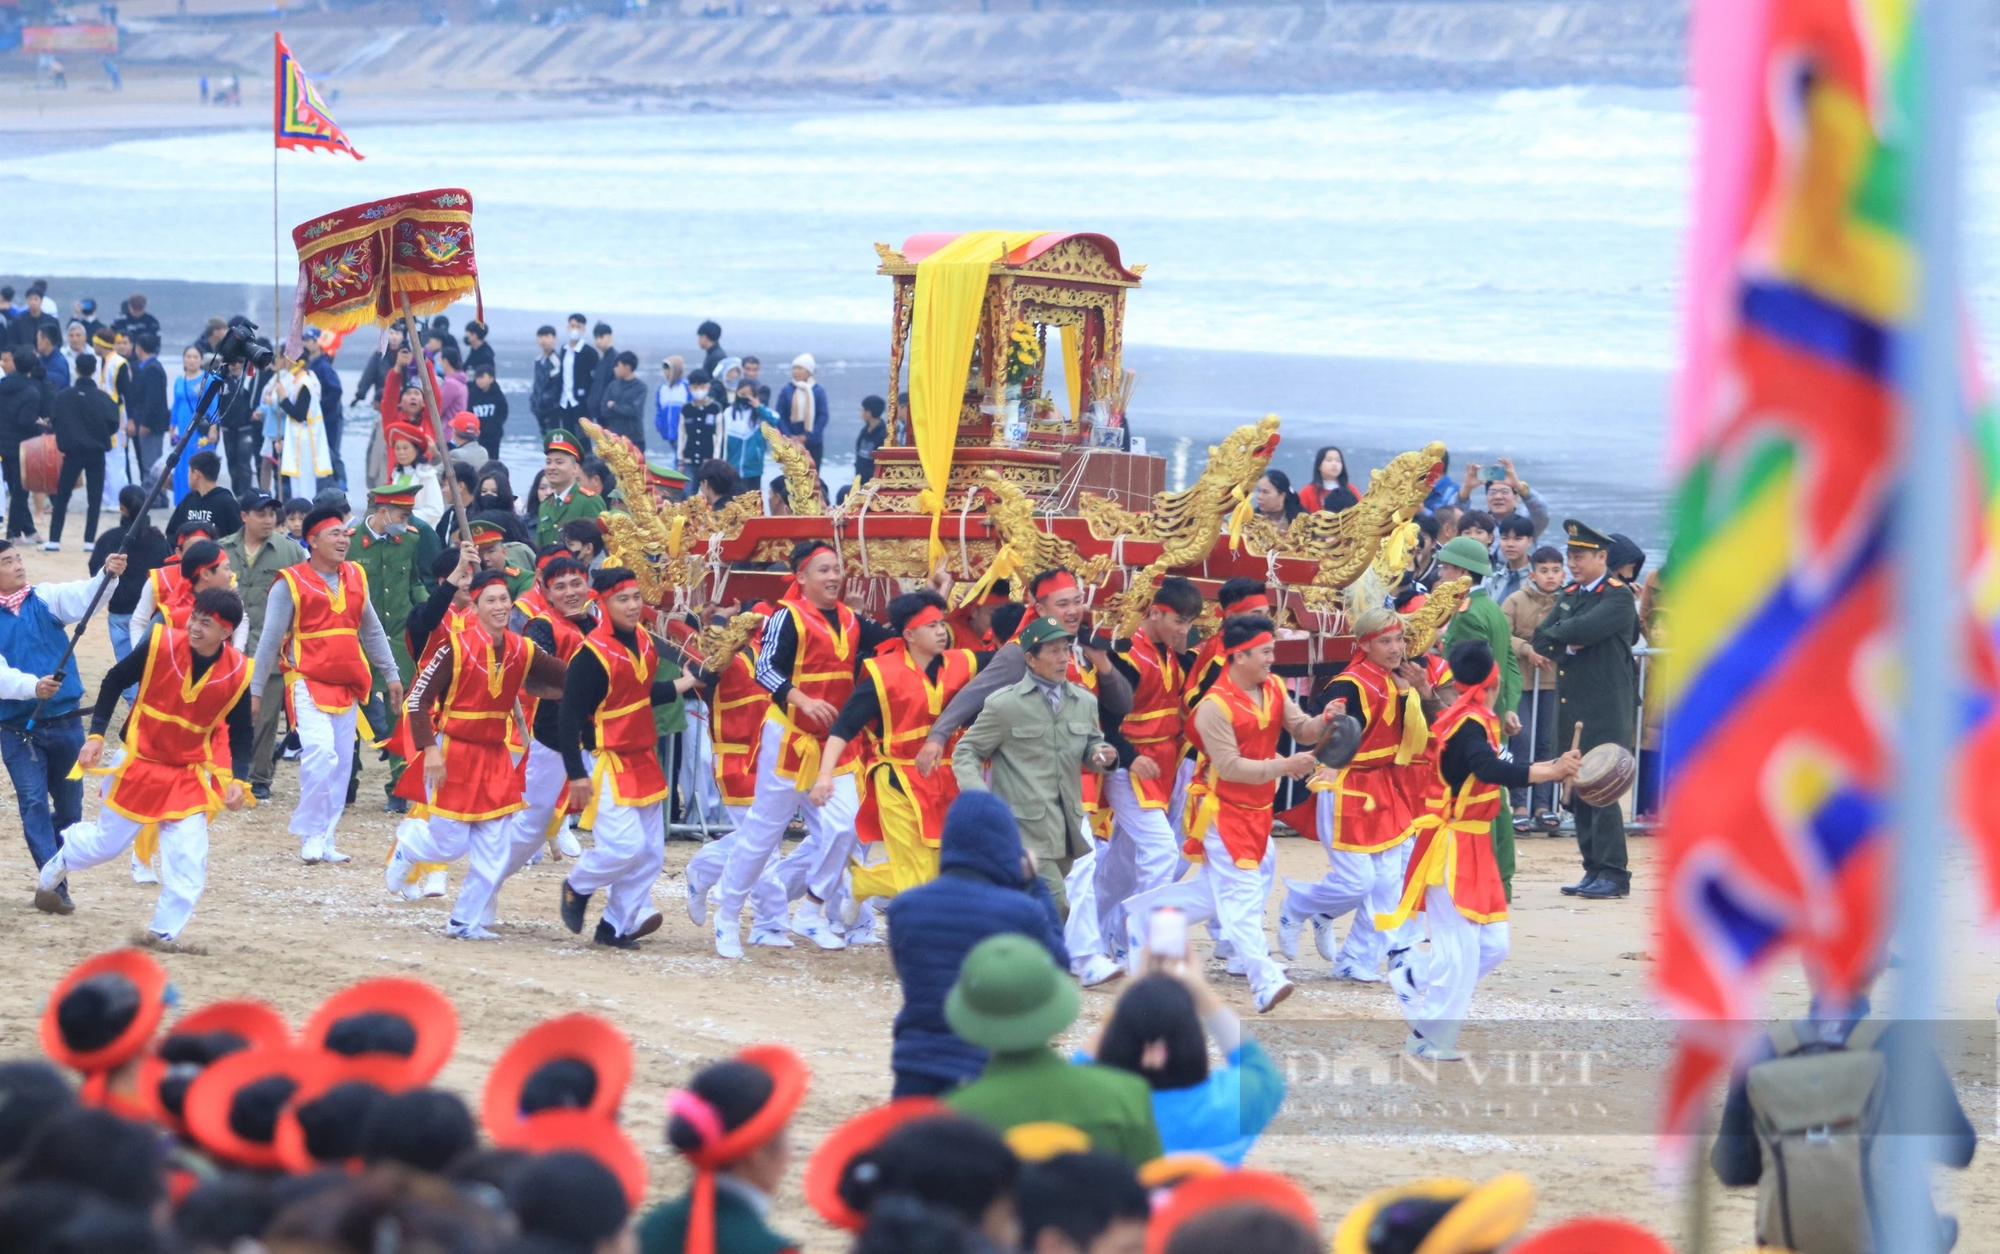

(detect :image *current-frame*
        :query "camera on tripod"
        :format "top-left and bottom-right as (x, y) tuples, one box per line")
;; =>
(211, 316), (276, 372)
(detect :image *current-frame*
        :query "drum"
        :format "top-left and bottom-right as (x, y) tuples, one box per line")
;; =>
(19, 434), (60, 495)
(1574, 743), (1637, 807)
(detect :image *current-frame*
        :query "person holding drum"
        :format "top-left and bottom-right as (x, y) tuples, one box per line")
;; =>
(1375, 639), (1581, 1062)
(1532, 519), (1642, 900)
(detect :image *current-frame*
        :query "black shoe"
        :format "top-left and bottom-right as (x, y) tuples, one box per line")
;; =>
(384, 796), (408, 815)
(1574, 877), (1629, 899)
(593, 919), (639, 949)
(251, 782), (271, 801)
(631, 911), (664, 940)
(57, 882), (72, 909)
(345, 777), (360, 805)
(560, 881), (590, 934)
(1559, 876), (1594, 896)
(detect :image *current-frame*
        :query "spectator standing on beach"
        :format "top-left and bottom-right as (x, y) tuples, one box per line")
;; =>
(583, 322), (618, 421)
(653, 356), (686, 450)
(304, 329), (347, 490)
(461, 320), (494, 381)
(350, 324), (401, 409)
(1464, 457), (1549, 538)
(1504, 544), (1565, 830)
(432, 345), (468, 423)
(0, 346), (47, 544)
(7, 283), (58, 357)
(166, 452), (241, 540)
(36, 326), (68, 394)
(168, 346), (213, 503)
(1487, 514), (1535, 605)
(1423, 447), (1459, 511)
(465, 361), (507, 462)
(218, 360), (263, 494)
(696, 320), (725, 374)
(855, 395), (888, 486)
(776, 354), (829, 468)
(530, 324), (562, 439)
(91, 485), (170, 678)
(599, 351), (649, 450)
(555, 314), (597, 427)
(111, 293), (159, 344)
(1298, 445), (1358, 513)
(678, 370), (720, 473)
(46, 353), (118, 551)
(127, 332), (168, 477)
(720, 379), (766, 484)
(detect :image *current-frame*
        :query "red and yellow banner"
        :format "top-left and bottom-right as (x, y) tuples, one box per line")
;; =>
(290, 189), (480, 339)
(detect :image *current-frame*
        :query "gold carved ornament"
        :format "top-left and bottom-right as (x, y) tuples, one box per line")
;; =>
(687, 610), (764, 673)
(1237, 441), (1449, 603)
(761, 421), (826, 517)
(1400, 575), (1472, 657)
(581, 419), (761, 603)
(952, 469), (1112, 609)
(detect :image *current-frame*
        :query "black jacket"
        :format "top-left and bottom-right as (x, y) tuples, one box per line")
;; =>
(50, 379), (119, 454)
(0, 371), (44, 445)
(585, 349), (619, 420)
(127, 355), (170, 436)
(530, 355), (562, 423)
(463, 341), (495, 381)
(91, 520), (172, 616)
(467, 379), (508, 439)
(167, 486), (242, 541)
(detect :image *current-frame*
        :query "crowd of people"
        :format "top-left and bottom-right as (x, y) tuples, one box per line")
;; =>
(4, 283), (1942, 1254)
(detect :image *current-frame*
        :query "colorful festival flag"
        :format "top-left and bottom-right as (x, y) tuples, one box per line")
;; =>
(1654, 0), (1915, 1136)
(288, 189), (480, 346)
(274, 33), (363, 161)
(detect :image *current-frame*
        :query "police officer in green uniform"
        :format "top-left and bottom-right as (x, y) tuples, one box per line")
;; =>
(534, 429), (605, 550)
(469, 518), (538, 598)
(352, 478), (442, 809)
(1532, 518), (1640, 900)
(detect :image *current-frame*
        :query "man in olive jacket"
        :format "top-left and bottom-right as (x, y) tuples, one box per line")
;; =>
(1532, 518), (1640, 900)
(953, 615), (1118, 916)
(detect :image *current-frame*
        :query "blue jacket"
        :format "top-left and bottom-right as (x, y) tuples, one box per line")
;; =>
(772, 382), (829, 441)
(885, 792), (1070, 1085)
(0, 591), (84, 723)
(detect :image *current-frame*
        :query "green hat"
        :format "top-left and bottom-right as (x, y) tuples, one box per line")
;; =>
(1435, 535), (1492, 577)
(1016, 615), (1074, 652)
(1562, 518), (1612, 550)
(367, 478), (420, 509)
(545, 430), (583, 460)
(945, 934), (1080, 1052)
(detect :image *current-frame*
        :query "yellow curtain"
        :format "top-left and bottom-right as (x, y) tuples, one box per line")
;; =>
(909, 230), (1045, 567)
(1060, 323), (1082, 422)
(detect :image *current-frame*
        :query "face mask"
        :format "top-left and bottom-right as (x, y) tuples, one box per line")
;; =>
(689, 387), (708, 403)
(384, 520), (408, 538)
(478, 493), (503, 511)
(569, 330), (583, 346)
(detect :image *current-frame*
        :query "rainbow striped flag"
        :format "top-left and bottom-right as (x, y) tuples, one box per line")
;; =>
(1654, 0), (1913, 1135)
(274, 33), (363, 161)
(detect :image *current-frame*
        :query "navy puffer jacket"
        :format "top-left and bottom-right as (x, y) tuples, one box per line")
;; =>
(884, 791), (1071, 1086)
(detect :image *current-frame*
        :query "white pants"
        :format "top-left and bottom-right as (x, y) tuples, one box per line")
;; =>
(1283, 791), (1424, 971)
(64, 810), (207, 939)
(454, 740), (572, 926)
(290, 680), (356, 851)
(680, 701), (724, 823)
(1402, 886), (1509, 1050)
(566, 752), (665, 937)
(715, 719), (859, 926)
(1124, 827), (1286, 1000)
(396, 812), (516, 927)
(687, 804), (787, 933)
(1063, 835), (1108, 971)
(1100, 769), (1182, 950)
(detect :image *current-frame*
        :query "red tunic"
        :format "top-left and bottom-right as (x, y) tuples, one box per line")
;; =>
(581, 620), (668, 807)
(855, 647), (975, 848)
(1321, 658), (1426, 853)
(148, 567), (195, 630)
(417, 630), (537, 822)
(1377, 702), (1508, 926)
(711, 649), (767, 807)
(105, 627), (252, 824)
(1182, 672), (1287, 868)
(277, 562), (373, 713)
(1118, 633), (1185, 809)
(1067, 654), (1103, 815)
(766, 596), (862, 784)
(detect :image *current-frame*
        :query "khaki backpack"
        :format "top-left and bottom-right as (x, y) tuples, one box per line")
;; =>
(1745, 1018), (1890, 1254)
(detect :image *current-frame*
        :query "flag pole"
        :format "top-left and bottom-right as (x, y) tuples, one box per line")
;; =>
(271, 30), (281, 332)
(1885, 0), (1971, 1249)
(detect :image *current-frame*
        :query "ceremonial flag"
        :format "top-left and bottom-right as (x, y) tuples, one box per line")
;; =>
(1654, 0), (1914, 1136)
(274, 33), (363, 161)
(287, 189), (480, 353)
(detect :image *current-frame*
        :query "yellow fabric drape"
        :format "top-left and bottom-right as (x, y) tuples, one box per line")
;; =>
(909, 230), (1046, 567)
(1060, 323), (1083, 422)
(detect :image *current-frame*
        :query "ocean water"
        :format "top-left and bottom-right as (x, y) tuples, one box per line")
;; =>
(1, 89), (1697, 369)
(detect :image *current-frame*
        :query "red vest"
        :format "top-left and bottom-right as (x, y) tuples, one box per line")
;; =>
(514, 586), (550, 623)
(521, 609), (590, 734)
(1378, 702), (1508, 927)
(855, 647), (976, 848)
(711, 648), (767, 807)
(1185, 672), (1287, 867)
(1120, 633), (1185, 808)
(148, 566), (194, 630)
(105, 628), (252, 824)
(1067, 652), (1103, 814)
(278, 562), (372, 712)
(947, 611), (993, 652)
(423, 630), (536, 822)
(767, 596), (861, 783)
(1321, 658), (1427, 853)
(580, 619), (667, 806)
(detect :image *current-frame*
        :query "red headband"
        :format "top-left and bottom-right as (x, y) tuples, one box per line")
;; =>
(536, 551), (564, 574)
(1223, 593), (1269, 616)
(1032, 571), (1079, 600)
(598, 574), (638, 598)
(1355, 620), (1404, 646)
(305, 515), (345, 541)
(1225, 630), (1273, 656)
(187, 550), (226, 578)
(902, 605), (945, 632)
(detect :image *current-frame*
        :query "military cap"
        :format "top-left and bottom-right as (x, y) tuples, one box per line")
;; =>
(368, 480), (420, 509)
(468, 519), (507, 544)
(1016, 615), (1074, 651)
(1562, 518), (1612, 550)
(545, 430), (583, 460)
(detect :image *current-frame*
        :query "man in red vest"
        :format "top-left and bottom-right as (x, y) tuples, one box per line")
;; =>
(40, 588), (251, 944)
(556, 566), (697, 948)
(1121, 615), (1334, 1014)
(1375, 640), (1578, 1061)
(249, 507), (402, 865)
(386, 569), (567, 939)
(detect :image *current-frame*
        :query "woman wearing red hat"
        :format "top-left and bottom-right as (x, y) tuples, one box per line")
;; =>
(385, 421), (445, 529)
(637, 1045), (808, 1254)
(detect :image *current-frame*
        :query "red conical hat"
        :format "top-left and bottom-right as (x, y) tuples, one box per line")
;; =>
(301, 977), (458, 1088)
(802, 1097), (945, 1232)
(40, 948), (170, 1076)
(481, 1013), (633, 1145)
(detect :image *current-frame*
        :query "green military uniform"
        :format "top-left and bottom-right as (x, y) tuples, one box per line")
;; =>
(1531, 519), (1640, 896)
(1437, 536), (1523, 899)
(501, 541), (537, 597)
(534, 430), (605, 549)
(352, 482), (441, 799)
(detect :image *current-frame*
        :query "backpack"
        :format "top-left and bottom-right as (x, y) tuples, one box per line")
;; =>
(1746, 1018), (1890, 1254)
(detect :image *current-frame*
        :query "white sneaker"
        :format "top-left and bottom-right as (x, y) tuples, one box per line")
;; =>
(1076, 954), (1124, 988)
(447, 922), (499, 940)
(1389, 962), (1421, 1013)
(749, 928), (795, 948)
(37, 849), (67, 894)
(40, 541), (58, 552)
(320, 844), (351, 865)
(788, 903), (847, 951)
(1276, 910), (1303, 962)
(1405, 1032), (1464, 1062)
(1313, 915), (1338, 962)
(384, 847), (420, 898)
(131, 857), (158, 886)
(1212, 937), (1237, 963)
(686, 877), (709, 927)
(838, 892), (865, 930)
(421, 868), (447, 898)
(301, 837), (325, 865)
(1334, 960), (1386, 984)
(845, 915), (884, 946)
(557, 825), (583, 858)
(714, 924), (744, 960)
(1254, 981), (1296, 1014)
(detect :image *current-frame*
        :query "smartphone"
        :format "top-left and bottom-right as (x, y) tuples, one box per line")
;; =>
(1480, 465), (1506, 482)
(1146, 906), (1188, 962)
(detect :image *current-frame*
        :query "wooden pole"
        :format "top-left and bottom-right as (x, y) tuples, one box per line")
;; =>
(394, 289), (475, 552)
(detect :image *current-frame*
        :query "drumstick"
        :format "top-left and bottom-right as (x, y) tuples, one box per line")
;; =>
(1561, 723), (1582, 805)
